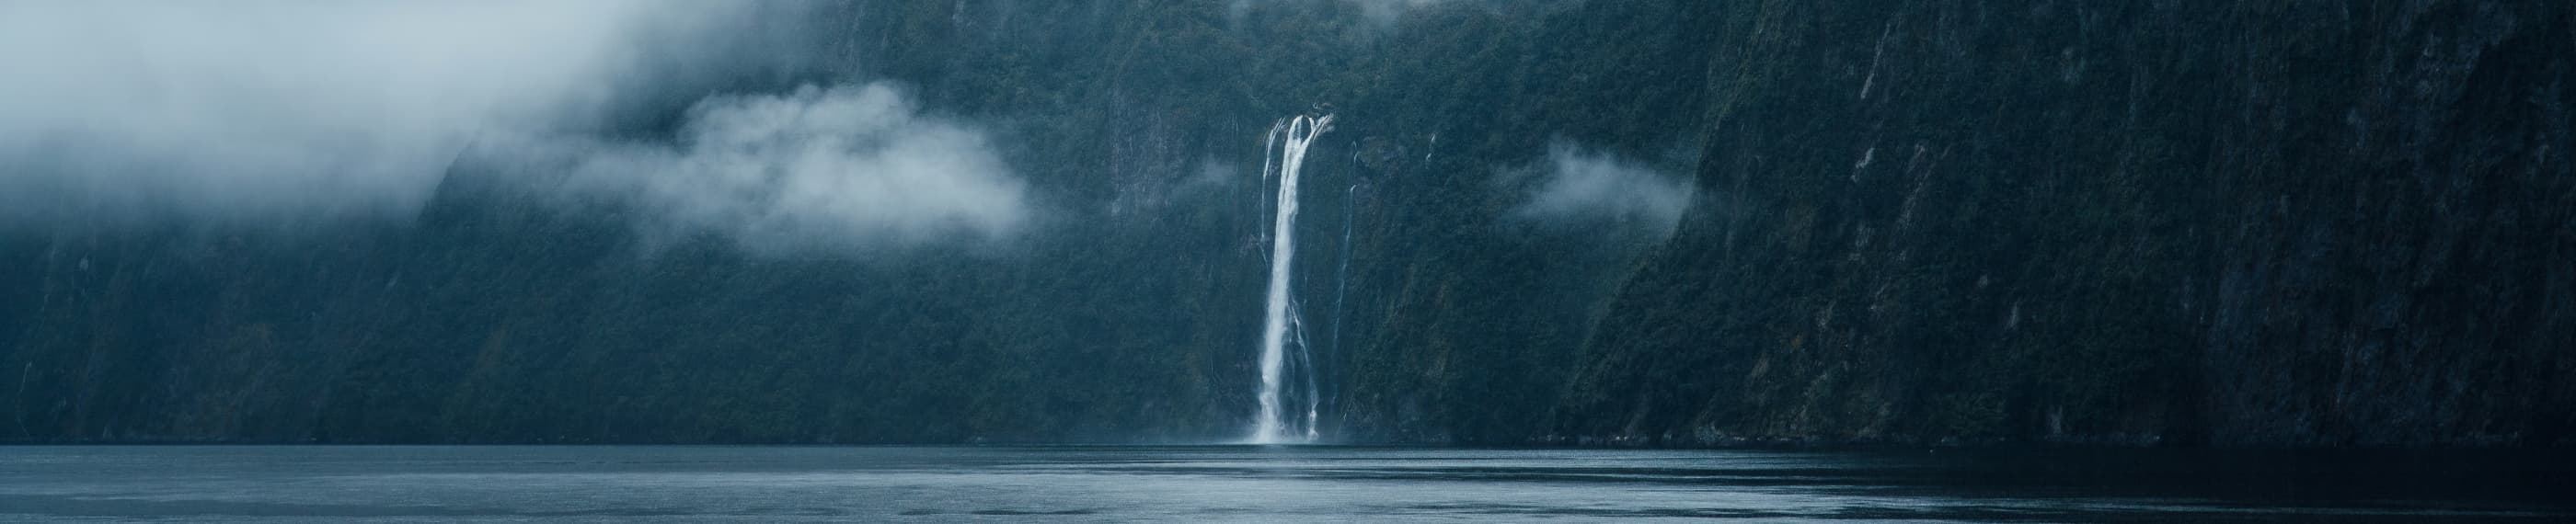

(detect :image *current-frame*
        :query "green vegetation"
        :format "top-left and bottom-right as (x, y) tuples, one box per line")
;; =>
(1561, 0), (2575, 447)
(2, 0), (2569, 447)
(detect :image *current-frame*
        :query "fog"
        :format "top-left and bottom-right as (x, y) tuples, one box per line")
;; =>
(541, 84), (1027, 253)
(0, 1), (1023, 251)
(1512, 142), (1695, 236)
(0, 1), (673, 222)
(1228, 0), (1451, 28)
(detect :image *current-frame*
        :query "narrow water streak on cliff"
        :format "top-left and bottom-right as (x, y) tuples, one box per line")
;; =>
(1326, 182), (1360, 426)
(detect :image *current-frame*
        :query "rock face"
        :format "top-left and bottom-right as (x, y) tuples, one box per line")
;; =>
(1560, 1), (2576, 447)
(1, 1), (2568, 447)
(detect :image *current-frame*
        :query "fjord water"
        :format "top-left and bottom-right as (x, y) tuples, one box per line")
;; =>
(3, 446), (2568, 522)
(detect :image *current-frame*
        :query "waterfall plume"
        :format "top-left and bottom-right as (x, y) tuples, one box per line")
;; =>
(1250, 113), (1331, 444)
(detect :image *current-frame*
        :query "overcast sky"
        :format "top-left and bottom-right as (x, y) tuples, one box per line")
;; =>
(0, 1), (659, 221)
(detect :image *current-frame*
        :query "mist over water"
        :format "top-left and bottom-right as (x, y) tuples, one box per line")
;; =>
(5, 446), (2567, 522)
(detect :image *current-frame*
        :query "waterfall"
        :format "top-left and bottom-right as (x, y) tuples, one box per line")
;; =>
(1251, 113), (1331, 444)
(1326, 183), (1357, 408)
(1291, 306), (1320, 441)
(1257, 122), (1282, 254)
(1329, 184), (1358, 344)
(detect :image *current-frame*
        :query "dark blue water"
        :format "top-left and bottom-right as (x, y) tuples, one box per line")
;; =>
(1, 446), (2568, 522)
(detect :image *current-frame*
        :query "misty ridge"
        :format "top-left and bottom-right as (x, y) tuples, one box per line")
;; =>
(491, 83), (1029, 253)
(0, 0), (1673, 250)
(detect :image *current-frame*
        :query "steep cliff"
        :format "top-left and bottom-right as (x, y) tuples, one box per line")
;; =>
(1563, 0), (2575, 447)
(2, 1), (2568, 447)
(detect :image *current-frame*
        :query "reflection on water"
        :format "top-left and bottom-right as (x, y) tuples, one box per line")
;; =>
(1, 445), (2568, 522)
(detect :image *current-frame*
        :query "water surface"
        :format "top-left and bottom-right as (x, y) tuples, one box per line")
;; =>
(2, 445), (2568, 522)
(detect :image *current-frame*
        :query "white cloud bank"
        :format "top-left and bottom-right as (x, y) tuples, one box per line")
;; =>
(0, 1), (1029, 251)
(0, 1), (666, 221)
(1512, 143), (1695, 236)
(558, 84), (1027, 252)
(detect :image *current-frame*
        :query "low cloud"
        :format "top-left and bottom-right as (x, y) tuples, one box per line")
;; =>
(545, 84), (1027, 252)
(1228, 0), (1451, 28)
(1511, 142), (1695, 236)
(0, 2), (1025, 253)
(0, 1), (816, 225)
(1351, 0), (1452, 27)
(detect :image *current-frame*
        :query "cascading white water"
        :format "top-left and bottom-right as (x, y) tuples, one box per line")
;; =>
(1252, 113), (1331, 444)
(1329, 186), (1358, 336)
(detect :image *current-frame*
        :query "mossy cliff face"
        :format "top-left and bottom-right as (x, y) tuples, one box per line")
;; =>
(1, 1), (2569, 447)
(0, 1), (1718, 444)
(1560, 0), (2574, 447)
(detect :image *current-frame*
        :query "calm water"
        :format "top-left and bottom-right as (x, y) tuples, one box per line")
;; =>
(1, 445), (2569, 522)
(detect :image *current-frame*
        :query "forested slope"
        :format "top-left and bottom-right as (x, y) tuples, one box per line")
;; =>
(1562, 0), (2575, 447)
(3, 1), (2568, 447)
